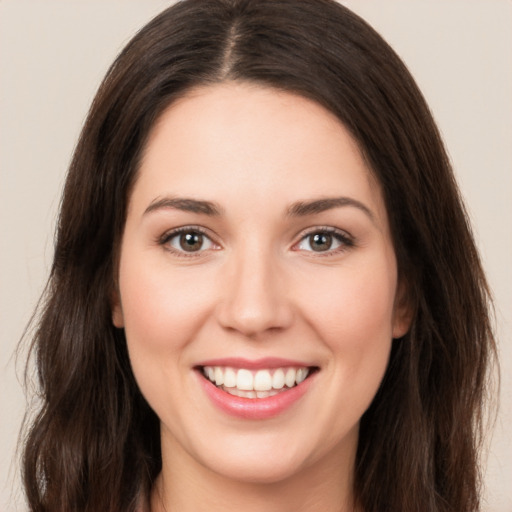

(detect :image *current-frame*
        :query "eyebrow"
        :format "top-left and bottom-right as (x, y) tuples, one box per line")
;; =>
(143, 195), (374, 222)
(287, 196), (375, 221)
(144, 197), (222, 216)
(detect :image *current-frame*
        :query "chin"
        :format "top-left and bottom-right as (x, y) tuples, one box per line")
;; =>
(207, 454), (308, 485)
(192, 431), (334, 486)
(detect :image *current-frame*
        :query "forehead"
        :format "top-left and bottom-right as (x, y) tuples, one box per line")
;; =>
(133, 82), (387, 225)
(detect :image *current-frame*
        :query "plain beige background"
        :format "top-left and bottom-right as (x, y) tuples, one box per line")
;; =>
(1, 1), (510, 510)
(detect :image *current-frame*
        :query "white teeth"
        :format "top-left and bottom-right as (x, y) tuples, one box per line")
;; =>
(225, 388), (257, 398)
(224, 368), (237, 388)
(285, 368), (296, 388)
(296, 368), (308, 384)
(272, 369), (285, 389)
(214, 367), (224, 386)
(237, 369), (254, 390)
(254, 370), (272, 391)
(202, 365), (312, 397)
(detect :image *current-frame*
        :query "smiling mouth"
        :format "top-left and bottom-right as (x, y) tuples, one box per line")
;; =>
(199, 365), (318, 399)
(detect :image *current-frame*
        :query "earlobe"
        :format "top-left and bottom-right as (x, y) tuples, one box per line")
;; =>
(392, 281), (414, 339)
(392, 307), (412, 339)
(111, 291), (125, 328)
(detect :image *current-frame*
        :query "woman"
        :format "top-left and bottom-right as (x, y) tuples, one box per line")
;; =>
(20, 1), (496, 511)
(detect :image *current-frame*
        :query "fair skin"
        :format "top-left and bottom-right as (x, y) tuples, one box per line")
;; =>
(113, 82), (410, 512)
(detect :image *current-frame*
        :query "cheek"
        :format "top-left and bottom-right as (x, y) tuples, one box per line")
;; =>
(301, 252), (397, 402)
(303, 259), (397, 346)
(117, 256), (216, 416)
(301, 258), (396, 428)
(117, 259), (220, 422)
(118, 257), (215, 354)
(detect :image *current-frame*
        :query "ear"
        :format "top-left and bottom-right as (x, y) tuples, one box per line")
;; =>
(392, 279), (414, 339)
(111, 289), (125, 328)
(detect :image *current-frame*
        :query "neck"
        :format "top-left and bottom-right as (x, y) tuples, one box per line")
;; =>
(151, 427), (359, 512)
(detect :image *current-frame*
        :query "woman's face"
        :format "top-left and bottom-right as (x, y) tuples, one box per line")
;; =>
(113, 83), (410, 484)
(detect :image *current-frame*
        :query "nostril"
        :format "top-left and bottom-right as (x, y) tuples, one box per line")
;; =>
(215, 264), (294, 336)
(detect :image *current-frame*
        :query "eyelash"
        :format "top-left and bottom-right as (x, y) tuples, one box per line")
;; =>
(157, 225), (355, 257)
(293, 226), (355, 256)
(158, 225), (218, 258)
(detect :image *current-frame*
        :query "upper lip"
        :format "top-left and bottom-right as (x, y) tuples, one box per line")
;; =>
(194, 357), (314, 370)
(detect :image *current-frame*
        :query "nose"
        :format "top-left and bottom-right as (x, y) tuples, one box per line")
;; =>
(216, 247), (294, 337)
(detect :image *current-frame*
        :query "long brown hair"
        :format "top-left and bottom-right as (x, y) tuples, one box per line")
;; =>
(21, 1), (496, 511)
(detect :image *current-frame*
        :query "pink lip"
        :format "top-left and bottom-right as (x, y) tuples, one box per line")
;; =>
(195, 357), (311, 370)
(196, 368), (316, 420)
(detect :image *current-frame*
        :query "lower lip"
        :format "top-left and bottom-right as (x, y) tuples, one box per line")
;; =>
(197, 371), (315, 420)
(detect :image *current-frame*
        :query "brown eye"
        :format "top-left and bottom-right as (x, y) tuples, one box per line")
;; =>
(309, 233), (332, 252)
(179, 232), (204, 252)
(296, 229), (351, 254)
(164, 229), (215, 254)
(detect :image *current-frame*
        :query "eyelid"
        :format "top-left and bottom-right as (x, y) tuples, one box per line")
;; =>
(156, 224), (354, 257)
(158, 225), (221, 257)
(292, 226), (355, 255)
